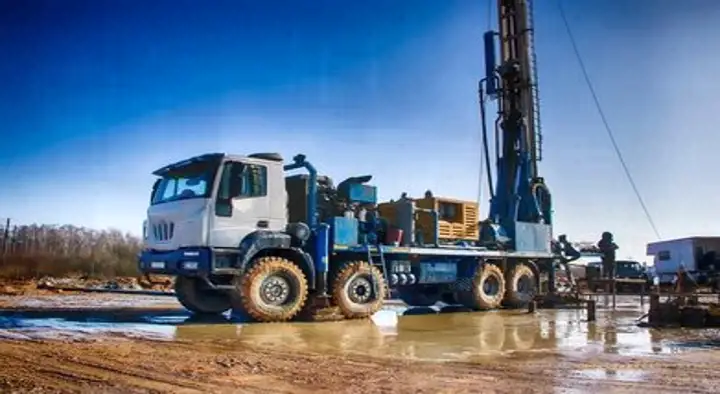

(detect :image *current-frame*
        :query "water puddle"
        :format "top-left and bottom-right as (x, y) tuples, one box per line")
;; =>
(0, 293), (177, 309)
(0, 316), (175, 341)
(0, 295), (716, 363)
(573, 368), (647, 382)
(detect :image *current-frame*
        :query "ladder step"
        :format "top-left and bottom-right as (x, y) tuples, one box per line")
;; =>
(374, 247), (392, 297)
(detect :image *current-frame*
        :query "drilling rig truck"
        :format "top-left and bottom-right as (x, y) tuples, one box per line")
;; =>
(138, 0), (575, 322)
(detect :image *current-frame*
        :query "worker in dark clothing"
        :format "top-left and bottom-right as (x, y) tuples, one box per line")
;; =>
(558, 234), (581, 260)
(674, 264), (698, 293)
(674, 264), (698, 306)
(597, 231), (618, 279)
(549, 234), (581, 291)
(558, 234), (580, 290)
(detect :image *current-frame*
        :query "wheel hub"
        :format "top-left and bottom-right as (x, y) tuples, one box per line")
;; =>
(347, 275), (374, 304)
(483, 276), (500, 296)
(517, 275), (534, 294)
(260, 275), (291, 305)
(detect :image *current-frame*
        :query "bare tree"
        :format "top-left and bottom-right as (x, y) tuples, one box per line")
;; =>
(0, 221), (141, 279)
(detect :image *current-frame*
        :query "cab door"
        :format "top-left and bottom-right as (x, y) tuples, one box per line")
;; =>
(209, 160), (271, 248)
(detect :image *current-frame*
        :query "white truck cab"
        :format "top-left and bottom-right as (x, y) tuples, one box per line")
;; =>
(143, 152), (287, 252)
(139, 152), (323, 320)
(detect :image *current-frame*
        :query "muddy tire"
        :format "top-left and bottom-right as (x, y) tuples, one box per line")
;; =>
(457, 263), (506, 310)
(175, 276), (232, 315)
(504, 263), (537, 308)
(331, 261), (386, 319)
(236, 256), (308, 323)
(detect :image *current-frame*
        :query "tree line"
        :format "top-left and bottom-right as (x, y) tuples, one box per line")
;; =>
(0, 220), (141, 279)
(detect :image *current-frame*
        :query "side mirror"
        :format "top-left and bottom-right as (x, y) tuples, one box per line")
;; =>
(151, 179), (161, 203)
(215, 162), (238, 217)
(228, 165), (246, 198)
(217, 162), (244, 201)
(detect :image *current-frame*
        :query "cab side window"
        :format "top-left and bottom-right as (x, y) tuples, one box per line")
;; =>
(240, 164), (267, 197)
(215, 161), (268, 217)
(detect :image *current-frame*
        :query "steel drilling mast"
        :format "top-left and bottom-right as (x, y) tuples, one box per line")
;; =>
(479, 0), (552, 252)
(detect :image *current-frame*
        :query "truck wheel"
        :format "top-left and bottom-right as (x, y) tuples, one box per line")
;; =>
(457, 263), (506, 310)
(504, 263), (537, 308)
(332, 261), (386, 319)
(237, 256), (308, 322)
(175, 276), (232, 314)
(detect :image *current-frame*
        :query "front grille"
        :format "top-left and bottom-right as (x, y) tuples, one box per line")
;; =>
(152, 221), (175, 241)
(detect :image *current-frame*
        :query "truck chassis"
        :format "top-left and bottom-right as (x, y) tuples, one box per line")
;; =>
(140, 241), (559, 322)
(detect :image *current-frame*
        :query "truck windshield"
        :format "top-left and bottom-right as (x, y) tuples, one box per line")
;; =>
(151, 161), (219, 205)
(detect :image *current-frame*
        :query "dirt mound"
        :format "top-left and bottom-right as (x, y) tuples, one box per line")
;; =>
(0, 275), (175, 296)
(137, 275), (174, 291)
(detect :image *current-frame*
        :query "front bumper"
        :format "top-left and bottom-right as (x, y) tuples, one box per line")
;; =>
(138, 248), (213, 276)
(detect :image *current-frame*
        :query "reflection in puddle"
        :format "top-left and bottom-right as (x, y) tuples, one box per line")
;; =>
(0, 294), (177, 309)
(0, 316), (176, 341)
(573, 368), (647, 382)
(0, 297), (717, 363)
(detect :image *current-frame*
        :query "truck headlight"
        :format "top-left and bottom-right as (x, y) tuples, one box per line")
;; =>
(150, 261), (166, 269)
(183, 261), (199, 270)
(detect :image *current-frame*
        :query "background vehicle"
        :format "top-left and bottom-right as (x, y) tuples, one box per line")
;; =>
(585, 260), (649, 292)
(647, 237), (720, 288)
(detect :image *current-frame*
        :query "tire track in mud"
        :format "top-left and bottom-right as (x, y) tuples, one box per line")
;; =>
(171, 337), (718, 394)
(0, 341), (211, 393)
(1, 348), (106, 393)
(160, 340), (671, 393)
(1, 335), (720, 393)
(51, 346), (298, 394)
(0, 339), (317, 394)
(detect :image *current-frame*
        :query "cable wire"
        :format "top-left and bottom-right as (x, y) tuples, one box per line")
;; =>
(477, 114), (487, 206)
(557, 0), (662, 240)
(478, 0), (494, 207)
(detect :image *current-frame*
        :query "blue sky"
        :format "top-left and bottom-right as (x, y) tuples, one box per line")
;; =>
(2, 0), (719, 260)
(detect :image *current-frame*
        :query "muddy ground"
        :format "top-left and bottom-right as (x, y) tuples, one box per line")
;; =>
(0, 276), (174, 297)
(1, 290), (720, 393)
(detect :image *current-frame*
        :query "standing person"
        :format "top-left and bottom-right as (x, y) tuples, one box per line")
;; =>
(673, 264), (699, 306)
(558, 234), (581, 260)
(597, 232), (618, 279)
(674, 264), (698, 293)
(554, 234), (581, 291)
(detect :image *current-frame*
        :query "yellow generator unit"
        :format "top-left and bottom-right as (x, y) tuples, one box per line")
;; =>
(378, 191), (479, 245)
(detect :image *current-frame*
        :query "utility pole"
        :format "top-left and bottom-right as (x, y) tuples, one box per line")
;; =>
(1, 218), (10, 264)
